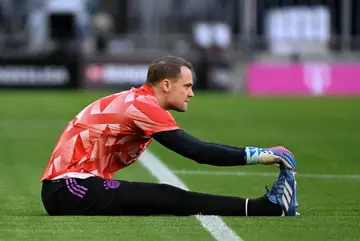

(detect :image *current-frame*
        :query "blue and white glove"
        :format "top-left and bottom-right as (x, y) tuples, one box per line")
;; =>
(245, 146), (296, 170)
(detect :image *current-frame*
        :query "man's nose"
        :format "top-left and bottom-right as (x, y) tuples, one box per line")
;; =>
(188, 89), (194, 97)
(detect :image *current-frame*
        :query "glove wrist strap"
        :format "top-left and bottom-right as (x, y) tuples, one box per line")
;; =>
(245, 147), (261, 165)
(245, 147), (274, 165)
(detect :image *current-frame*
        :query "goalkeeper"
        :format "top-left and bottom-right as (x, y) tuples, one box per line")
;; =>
(40, 56), (298, 217)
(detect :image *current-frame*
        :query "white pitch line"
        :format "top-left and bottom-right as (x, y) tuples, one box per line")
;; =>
(139, 150), (243, 241)
(172, 169), (360, 180)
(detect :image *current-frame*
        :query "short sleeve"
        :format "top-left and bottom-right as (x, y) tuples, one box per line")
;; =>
(125, 99), (180, 136)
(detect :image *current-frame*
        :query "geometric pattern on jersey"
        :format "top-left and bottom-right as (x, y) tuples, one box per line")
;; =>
(41, 85), (179, 181)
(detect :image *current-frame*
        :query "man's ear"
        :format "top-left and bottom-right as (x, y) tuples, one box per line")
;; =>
(160, 79), (171, 93)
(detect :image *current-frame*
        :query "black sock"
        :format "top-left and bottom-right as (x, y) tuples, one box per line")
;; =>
(247, 196), (283, 216)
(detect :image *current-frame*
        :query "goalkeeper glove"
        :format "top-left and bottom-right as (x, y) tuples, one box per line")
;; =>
(245, 146), (296, 170)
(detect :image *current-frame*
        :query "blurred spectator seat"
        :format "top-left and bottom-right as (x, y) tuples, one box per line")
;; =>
(193, 22), (231, 49)
(265, 6), (330, 56)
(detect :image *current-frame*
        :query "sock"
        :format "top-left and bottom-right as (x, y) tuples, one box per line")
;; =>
(246, 196), (283, 216)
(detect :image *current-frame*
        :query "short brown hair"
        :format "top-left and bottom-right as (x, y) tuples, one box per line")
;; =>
(146, 56), (193, 85)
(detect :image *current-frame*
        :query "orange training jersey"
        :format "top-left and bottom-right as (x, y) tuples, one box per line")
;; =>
(40, 85), (180, 181)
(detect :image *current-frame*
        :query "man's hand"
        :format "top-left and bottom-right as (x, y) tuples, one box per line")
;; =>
(245, 146), (296, 170)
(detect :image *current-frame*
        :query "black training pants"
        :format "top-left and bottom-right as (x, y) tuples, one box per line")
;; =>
(41, 177), (281, 216)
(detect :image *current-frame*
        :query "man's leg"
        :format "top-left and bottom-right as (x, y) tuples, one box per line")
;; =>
(102, 180), (283, 216)
(41, 177), (282, 216)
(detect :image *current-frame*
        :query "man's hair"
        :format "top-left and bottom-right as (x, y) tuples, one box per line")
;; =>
(146, 56), (193, 85)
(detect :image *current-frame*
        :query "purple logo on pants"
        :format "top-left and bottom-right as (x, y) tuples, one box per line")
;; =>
(66, 178), (88, 198)
(103, 180), (121, 190)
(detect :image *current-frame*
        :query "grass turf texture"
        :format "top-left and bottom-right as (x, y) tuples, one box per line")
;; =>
(0, 90), (359, 241)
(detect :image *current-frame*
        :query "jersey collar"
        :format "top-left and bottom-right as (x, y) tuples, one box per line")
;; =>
(140, 84), (156, 96)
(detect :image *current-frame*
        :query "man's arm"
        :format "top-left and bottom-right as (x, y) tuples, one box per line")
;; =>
(128, 99), (296, 169)
(151, 129), (296, 169)
(151, 129), (246, 166)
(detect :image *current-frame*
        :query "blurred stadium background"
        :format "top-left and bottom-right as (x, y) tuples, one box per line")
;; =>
(1, 0), (360, 93)
(0, 0), (359, 241)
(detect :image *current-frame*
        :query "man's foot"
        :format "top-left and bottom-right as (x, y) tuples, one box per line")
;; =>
(266, 164), (299, 216)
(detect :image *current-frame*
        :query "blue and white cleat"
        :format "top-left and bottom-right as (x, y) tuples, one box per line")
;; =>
(266, 163), (299, 216)
(270, 147), (299, 209)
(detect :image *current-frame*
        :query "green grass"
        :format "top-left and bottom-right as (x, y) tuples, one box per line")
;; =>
(0, 90), (360, 241)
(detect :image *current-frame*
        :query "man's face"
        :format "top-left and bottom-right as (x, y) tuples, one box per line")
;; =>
(166, 66), (194, 112)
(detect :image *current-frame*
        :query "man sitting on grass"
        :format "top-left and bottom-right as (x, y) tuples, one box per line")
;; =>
(40, 56), (298, 216)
